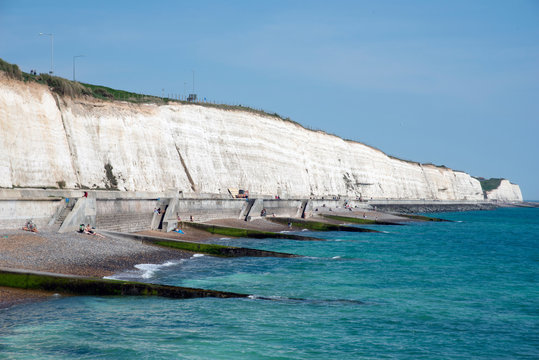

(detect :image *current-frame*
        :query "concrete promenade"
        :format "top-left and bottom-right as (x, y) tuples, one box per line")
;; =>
(0, 188), (509, 233)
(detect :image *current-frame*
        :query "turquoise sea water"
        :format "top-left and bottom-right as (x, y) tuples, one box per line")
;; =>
(1, 207), (538, 359)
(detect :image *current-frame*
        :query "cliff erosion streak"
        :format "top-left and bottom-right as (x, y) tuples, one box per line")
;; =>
(0, 74), (523, 201)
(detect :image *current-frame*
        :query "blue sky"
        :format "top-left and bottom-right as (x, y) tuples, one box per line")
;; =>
(1, 0), (538, 199)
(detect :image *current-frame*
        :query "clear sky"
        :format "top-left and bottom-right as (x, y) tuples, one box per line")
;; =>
(1, 0), (538, 199)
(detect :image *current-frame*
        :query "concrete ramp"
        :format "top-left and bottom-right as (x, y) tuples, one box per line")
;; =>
(239, 199), (256, 220)
(245, 199), (264, 221)
(296, 200), (309, 218)
(59, 197), (96, 233)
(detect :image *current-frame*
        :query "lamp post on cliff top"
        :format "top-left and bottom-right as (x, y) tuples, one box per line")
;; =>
(39, 32), (54, 75)
(73, 55), (84, 82)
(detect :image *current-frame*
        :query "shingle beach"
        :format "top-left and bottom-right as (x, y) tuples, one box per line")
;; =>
(0, 229), (190, 308)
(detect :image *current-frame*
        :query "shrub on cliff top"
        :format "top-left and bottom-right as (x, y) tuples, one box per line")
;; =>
(0, 58), (23, 80)
(479, 178), (503, 192)
(92, 87), (114, 99)
(37, 73), (92, 97)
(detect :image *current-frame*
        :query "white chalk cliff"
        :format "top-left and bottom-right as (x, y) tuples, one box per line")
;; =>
(0, 74), (523, 201)
(484, 180), (523, 202)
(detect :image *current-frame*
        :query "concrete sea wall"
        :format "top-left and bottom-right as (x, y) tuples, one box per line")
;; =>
(0, 197), (63, 229)
(0, 74), (522, 202)
(0, 188), (512, 232)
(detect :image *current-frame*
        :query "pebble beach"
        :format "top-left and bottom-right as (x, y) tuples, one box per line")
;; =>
(0, 209), (407, 309)
(0, 229), (191, 308)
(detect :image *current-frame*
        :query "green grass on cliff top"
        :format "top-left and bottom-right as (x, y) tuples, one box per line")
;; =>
(476, 178), (503, 192)
(1, 57), (297, 122)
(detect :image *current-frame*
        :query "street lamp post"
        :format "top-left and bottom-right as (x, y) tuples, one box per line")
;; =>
(73, 55), (84, 81)
(39, 32), (54, 74)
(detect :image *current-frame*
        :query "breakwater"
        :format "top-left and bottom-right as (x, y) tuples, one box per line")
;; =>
(0, 267), (248, 299)
(101, 230), (302, 257)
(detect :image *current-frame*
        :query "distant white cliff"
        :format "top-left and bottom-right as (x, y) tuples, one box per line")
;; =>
(0, 73), (523, 201)
(484, 180), (523, 202)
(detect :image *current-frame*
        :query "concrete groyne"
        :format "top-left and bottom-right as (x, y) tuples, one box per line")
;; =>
(268, 217), (380, 233)
(101, 230), (302, 257)
(0, 267), (249, 299)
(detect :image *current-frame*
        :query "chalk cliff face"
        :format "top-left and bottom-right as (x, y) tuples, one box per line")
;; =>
(485, 180), (523, 202)
(0, 75), (522, 201)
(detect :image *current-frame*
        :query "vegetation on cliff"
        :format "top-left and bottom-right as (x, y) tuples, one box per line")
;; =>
(476, 178), (503, 192)
(0, 57), (299, 122)
(0, 58), (23, 80)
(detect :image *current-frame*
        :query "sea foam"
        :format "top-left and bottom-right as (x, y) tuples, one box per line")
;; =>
(135, 260), (182, 279)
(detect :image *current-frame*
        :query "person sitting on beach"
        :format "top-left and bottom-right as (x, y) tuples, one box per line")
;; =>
(84, 224), (105, 238)
(78, 224), (85, 233)
(22, 219), (38, 233)
(84, 224), (94, 235)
